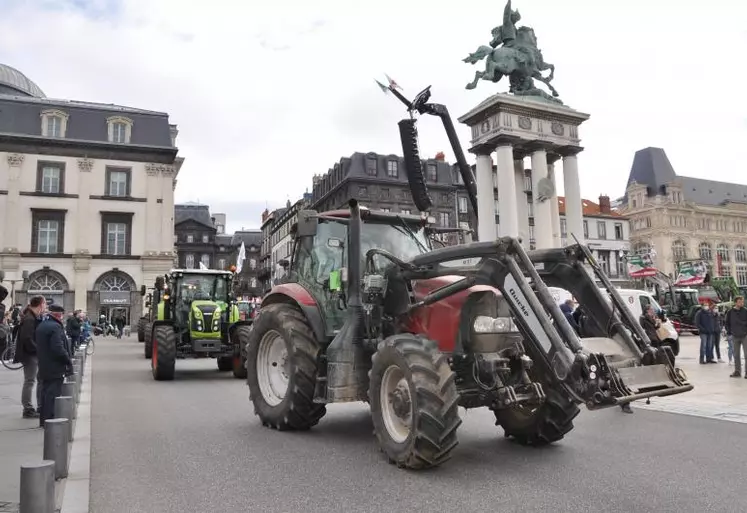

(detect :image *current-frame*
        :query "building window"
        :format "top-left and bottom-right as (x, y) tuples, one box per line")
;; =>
(249, 258), (257, 270)
(699, 242), (712, 261)
(381, 188), (390, 199)
(582, 220), (589, 239)
(185, 253), (195, 269)
(494, 199), (500, 215)
(453, 168), (464, 185)
(105, 167), (131, 197)
(366, 158), (377, 176)
(736, 265), (747, 286)
(186, 234), (194, 243)
(617, 257), (626, 277)
(458, 197), (468, 214)
(440, 212), (450, 226)
(427, 164), (438, 182)
(381, 208), (391, 213)
(598, 252), (610, 274)
(202, 234), (209, 243)
(40, 109), (69, 138)
(101, 213), (133, 256)
(107, 116), (133, 144)
(560, 219), (567, 237)
(596, 221), (607, 239)
(401, 209), (411, 215)
(614, 222), (623, 240)
(201, 254), (210, 268)
(634, 242), (651, 255)
(31, 209), (66, 254)
(717, 243), (730, 262)
(735, 245), (746, 263)
(358, 186), (368, 196)
(386, 160), (398, 177)
(218, 258), (226, 269)
(524, 173), (532, 192)
(36, 161), (65, 194)
(671, 240), (687, 261)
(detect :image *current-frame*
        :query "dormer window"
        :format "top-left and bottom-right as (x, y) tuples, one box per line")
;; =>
(107, 116), (133, 144)
(40, 109), (69, 138)
(386, 160), (398, 177)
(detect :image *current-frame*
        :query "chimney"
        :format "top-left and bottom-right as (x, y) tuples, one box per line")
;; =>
(435, 151), (445, 161)
(261, 208), (270, 222)
(598, 194), (611, 214)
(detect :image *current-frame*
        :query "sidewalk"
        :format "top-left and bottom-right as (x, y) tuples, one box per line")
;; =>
(634, 334), (747, 422)
(0, 366), (43, 511)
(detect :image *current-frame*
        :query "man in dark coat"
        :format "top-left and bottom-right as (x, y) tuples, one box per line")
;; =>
(13, 296), (46, 418)
(639, 305), (662, 347)
(36, 304), (73, 427)
(695, 301), (718, 364)
(726, 296), (747, 378)
(66, 310), (82, 351)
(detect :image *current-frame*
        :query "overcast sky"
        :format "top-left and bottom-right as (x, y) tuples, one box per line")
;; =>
(2, 0), (746, 232)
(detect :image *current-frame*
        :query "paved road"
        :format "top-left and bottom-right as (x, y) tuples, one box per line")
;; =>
(91, 337), (744, 513)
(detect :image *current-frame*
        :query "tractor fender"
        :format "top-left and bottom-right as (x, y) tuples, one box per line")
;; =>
(261, 283), (327, 344)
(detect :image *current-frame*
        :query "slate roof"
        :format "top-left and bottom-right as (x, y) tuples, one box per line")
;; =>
(215, 234), (234, 247)
(230, 230), (262, 249)
(174, 204), (215, 228)
(626, 147), (747, 206)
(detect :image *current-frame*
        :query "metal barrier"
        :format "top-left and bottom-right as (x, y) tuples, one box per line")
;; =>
(18, 345), (90, 512)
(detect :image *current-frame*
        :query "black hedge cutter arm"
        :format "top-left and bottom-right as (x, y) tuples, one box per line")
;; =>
(376, 77), (478, 215)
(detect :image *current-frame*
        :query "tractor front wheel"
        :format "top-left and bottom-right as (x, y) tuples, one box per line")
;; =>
(232, 324), (251, 379)
(137, 318), (146, 342)
(217, 357), (233, 372)
(144, 322), (153, 359)
(246, 303), (326, 430)
(369, 334), (461, 469)
(151, 325), (176, 381)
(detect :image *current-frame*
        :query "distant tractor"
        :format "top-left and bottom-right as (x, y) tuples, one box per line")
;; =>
(146, 269), (253, 380)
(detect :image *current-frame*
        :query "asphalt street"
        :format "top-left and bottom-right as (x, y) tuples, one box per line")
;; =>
(91, 337), (745, 513)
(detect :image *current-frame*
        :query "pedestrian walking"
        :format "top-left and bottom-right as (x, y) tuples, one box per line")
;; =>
(695, 302), (717, 364)
(36, 304), (73, 427)
(725, 296), (747, 378)
(66, 310), (82, 351)
(12, 296), (46, 419)
(114, 312), (125, 339)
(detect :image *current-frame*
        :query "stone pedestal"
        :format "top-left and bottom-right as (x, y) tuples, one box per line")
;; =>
(458, 94), (590, 246)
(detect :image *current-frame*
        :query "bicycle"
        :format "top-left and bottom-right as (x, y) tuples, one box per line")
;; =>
(84, 335), (95, 356)
(1, 325), (24, 371)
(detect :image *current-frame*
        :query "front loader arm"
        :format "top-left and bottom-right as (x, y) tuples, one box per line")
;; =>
(404, 237), (693, 409)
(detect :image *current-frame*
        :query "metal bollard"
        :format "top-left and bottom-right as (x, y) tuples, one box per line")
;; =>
(61, 380), (75, 402)
(43, 418), (69, 480)
(68, 373), (81, 404)
(19, 460), (55, 513)
(54, 396), (75, 441)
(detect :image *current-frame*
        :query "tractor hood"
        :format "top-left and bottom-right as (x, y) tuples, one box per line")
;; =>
(190, 300), (221, 314)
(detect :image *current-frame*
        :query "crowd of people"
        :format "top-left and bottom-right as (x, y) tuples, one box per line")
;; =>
(695, 296), (747, 378)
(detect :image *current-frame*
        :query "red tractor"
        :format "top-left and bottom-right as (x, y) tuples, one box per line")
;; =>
(242, 86), (693, 470)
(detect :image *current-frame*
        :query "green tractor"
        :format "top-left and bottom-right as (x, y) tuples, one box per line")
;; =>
(145, 269), (253, 381)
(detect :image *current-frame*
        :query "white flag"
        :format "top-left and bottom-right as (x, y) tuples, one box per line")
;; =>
(199, 261), (208, 270)
(236, 241), (246, 274)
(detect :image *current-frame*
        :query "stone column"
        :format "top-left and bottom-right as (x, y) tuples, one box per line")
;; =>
(530, 148), (554, 249)
(496, 144), (519, 237)
(514, 159), (530, 248)
(547, 154), (562, 247)
(3, 153), (24, 253)
(610, 250), (618, 278)
(76, 158), (94, 253)
(145, 164), (162, 254)
(160, 166), (176, 254)
(475, 153), (496, 242)
(562, 150), (584, 244)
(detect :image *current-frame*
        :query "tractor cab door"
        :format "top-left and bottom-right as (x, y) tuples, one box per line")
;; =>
(293, 220), (348, 335)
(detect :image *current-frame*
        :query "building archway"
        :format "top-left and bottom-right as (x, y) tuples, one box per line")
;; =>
(22, 269), (71, 309)
(93, 270), (137, 326)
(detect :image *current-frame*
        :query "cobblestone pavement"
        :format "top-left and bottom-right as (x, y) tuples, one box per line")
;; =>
(633, 334), (747, 422)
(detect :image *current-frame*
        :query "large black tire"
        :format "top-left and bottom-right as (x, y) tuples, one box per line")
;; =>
(137, 318), (146, 342)
(246, 303), (326, 430)
(369, 334), (461, 469)
(217, 357), (233, 371)
(144, 322), (153, 359)
(151, 325), (176, 381)
(494, 386), (580, 446)
(232, 324), (251, 379)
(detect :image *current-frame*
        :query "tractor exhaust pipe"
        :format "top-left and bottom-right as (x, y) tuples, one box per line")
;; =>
(325, 199), (367, 402)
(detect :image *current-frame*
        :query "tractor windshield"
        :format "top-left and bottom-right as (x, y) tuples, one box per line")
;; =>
(665, 290), (699, 309)
(361, 221), (430, 264)
(179, 273), (229, 302)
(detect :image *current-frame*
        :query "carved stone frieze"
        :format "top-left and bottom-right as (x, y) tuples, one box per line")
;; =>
(78, 158), (94, 172)
(145, 163), (176, 177)
(6, 153), (24, 167)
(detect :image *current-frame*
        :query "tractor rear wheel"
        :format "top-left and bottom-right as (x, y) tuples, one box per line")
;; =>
(151, 325), (176, 381)
(217, 357), (232, 371)
(246, 303), (326, 430)
(137, 318), (146, 342)
(232, 324), (251, 379)
(369, 334), (461, 469)
(144, 323), (153, 359)
(494, 385), (580, 446)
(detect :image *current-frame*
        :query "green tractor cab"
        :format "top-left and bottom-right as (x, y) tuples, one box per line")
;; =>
(145, 269), (253, 381)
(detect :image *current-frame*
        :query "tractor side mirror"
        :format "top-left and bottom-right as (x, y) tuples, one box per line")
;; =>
(278, 259), (290, 270)
(140, 285), (147, 296)
(297, 210), (319, 237)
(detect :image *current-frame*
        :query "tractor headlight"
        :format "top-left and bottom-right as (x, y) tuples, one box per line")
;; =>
(473, 315), (519, 333)
(192, 308), (203, 318)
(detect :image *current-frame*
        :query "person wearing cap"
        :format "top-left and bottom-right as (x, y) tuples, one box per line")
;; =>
(36, 304), (73, 427)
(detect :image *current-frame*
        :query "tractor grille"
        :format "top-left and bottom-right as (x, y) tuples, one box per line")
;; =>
(192, 305), (219, 333)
